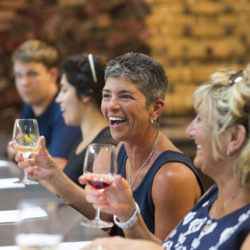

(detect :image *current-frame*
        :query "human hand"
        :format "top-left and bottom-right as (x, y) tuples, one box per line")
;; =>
(79, 174), (136, 221)
(7, 141), (17, 161)
(16, 136), (59, 181)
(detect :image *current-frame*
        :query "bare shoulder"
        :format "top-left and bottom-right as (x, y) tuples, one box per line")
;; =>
(241, 233), (250, 250)
(152, 161), (202, 202)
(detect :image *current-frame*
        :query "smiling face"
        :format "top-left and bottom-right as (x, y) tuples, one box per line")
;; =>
(56, 74), (84, 126)
(186, 106), (216, 174)
(13, 61), (56, 105)
(101, 77), (152, 142)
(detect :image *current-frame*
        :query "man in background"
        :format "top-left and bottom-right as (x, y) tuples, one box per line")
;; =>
(7, 39), (81, 168)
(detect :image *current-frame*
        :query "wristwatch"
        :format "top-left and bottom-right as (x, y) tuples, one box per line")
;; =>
(113, 202), (140, 229)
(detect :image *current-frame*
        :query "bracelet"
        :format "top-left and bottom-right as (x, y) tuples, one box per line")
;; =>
(113, 202), (140, 229)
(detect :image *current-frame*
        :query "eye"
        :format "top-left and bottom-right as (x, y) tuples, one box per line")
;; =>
(120, 94), (133, 101)
(194, 115), (201, 123)
(27, 71), (38, 77)
(102, 93), (111, 99)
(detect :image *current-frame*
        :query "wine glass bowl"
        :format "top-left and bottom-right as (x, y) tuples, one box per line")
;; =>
(81, 143), (115, 228)
(12, 119), (39, 184)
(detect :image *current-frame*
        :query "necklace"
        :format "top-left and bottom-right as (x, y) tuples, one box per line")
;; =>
(202, 186), (245, 232)
(210, 186), (245, 218)
(127, 133), (160, 189)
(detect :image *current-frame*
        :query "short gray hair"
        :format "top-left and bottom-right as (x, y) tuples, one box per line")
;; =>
(105, 52), (168, 106)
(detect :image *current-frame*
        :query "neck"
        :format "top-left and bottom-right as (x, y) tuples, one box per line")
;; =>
(31, 83), (58, 116)
(81, 107), (108, 144)
(125, 129), (159, 166)
(210, 180), (250, 219)
(127, 131), (160, 189)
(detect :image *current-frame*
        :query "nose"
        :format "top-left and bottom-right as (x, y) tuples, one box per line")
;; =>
(19, 75), (31, 86)
(55, 91), (62, 104)
(108, 96), (120, 110)
(186, 120), (195, 139)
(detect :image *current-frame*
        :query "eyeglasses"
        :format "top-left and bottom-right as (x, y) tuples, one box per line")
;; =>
(228, 70), (243, 86)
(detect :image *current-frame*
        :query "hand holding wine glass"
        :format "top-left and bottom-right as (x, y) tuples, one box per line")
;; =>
(12, 119), (39, 184)
(81, 143), (115, 228)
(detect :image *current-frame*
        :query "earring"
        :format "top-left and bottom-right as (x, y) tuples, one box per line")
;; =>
(150, 117), (156, 125)
(226, 149), (231, 156)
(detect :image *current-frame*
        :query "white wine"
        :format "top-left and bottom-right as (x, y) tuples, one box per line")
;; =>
(16, 233), (62, 250)
(15, 145), (38, 159)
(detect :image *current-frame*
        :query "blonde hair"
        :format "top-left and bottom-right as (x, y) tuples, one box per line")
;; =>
(12, 39), (58, 69)
(193, 66), (250, 186)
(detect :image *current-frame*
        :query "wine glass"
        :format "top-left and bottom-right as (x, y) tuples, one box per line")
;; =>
(12, 119), (39, 184)
(81, 143), (115, 228)
(15, 198), (63, 249)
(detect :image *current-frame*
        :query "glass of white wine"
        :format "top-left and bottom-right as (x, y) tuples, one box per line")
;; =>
(12, 119), (39, 184)
(81, 143), (115, 228)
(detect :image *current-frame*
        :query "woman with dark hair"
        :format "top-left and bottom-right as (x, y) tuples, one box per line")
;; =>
(57, 53), (116, 187)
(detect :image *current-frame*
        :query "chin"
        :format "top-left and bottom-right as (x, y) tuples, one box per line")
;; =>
(193, 157), (202, 169)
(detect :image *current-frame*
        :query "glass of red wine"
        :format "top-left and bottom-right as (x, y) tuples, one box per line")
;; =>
(81, 143), (115, 228)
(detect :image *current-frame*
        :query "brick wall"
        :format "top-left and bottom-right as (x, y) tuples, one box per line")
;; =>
(145, 0), (250, 114)
(0, 0), (150, 135)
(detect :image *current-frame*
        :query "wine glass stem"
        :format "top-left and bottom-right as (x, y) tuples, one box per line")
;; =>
(23, 155), (30, 182)
(95, 208), (101, 221)
(23, 172), (29, 182)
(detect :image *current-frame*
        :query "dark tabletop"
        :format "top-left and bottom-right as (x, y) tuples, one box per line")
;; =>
(0, 161), (108, 246)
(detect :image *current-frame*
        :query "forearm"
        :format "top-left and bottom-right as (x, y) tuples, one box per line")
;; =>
(123, 215), (162, 244)
(47, 171), (96, 218)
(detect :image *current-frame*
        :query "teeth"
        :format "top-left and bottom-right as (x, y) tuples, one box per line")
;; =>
(109, 117), (124, 121)
(197, 145), (202, 149)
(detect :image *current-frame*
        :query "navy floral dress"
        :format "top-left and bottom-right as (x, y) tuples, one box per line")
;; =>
(163, 184), (250, 250)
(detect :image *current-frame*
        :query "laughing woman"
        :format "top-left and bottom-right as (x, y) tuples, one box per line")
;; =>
(16, 52), (203, 240)
(84, 65), (250, 249)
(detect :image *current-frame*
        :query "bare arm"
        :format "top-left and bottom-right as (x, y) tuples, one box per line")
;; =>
(241, 233), (250, 250)
(16, 136), (103, 219)
(152, 162), (201, 240)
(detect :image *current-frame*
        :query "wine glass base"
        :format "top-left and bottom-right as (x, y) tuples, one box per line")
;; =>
(15, 179), (39, 185)
(80, 218), (113, 229)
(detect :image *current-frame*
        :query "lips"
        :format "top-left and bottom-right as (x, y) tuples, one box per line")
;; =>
(109, 116), (126, 126)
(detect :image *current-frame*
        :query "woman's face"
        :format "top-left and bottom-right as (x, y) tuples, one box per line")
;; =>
(56, 74), (83, 126)
(101, 77), (152, 142)
(186, 105), (215, 174)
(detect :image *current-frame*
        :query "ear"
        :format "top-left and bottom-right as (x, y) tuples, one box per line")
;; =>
(150, 99), (165, 120)
(48, 67), (58, 81)
(228, 124), (247, 153)
(81, 95), (92, 104)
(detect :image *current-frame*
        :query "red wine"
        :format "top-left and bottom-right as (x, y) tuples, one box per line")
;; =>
(87, 180), (111, 189)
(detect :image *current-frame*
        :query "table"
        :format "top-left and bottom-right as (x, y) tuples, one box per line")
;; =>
(0, 160), (108, 246)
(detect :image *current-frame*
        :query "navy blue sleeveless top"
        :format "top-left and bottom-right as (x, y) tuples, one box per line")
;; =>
(163, 184), (250, 250)
(110, 144), (204, 236)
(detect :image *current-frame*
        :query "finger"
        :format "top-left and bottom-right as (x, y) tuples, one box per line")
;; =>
(8, 141), (16, 150)
(78, 174), (88, 185)
(38, 136), (48, 155)
(113, 175), (129, 190)
(15, 152), (24, 162)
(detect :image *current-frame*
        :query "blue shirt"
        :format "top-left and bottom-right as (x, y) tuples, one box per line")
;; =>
(21, 100), (81, 159)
